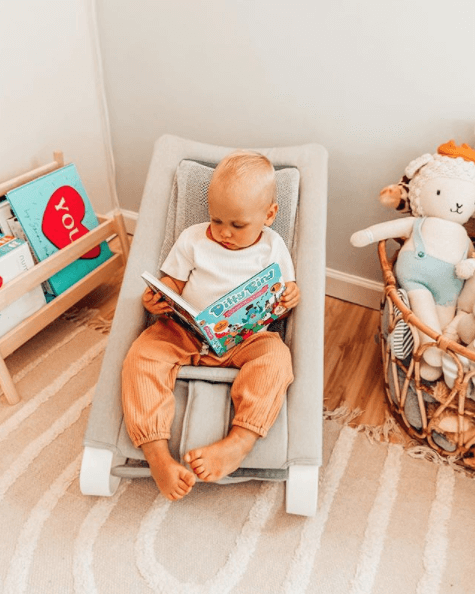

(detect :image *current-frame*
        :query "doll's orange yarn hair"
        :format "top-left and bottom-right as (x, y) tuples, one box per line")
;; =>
(438, 140), (475, 164)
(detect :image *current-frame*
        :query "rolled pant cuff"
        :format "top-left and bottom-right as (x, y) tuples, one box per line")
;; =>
(232, 419), (268, 438)
(133, 431), (171, 448)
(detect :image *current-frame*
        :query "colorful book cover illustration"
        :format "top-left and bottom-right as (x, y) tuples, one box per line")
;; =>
(141, 262), (288, 356)
(6, 164), (113, 296)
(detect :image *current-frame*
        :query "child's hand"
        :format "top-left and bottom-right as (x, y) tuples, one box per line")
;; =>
(142, 288), (173, 315)
(281, 281), (300, 310)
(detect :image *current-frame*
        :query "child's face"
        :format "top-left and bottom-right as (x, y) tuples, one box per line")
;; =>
(208, 177), (278, 250)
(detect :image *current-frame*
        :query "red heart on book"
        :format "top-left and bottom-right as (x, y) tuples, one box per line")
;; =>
(41, 186), (100, 259)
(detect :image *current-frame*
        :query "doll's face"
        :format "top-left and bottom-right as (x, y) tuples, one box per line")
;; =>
(418, 177), (475, 224)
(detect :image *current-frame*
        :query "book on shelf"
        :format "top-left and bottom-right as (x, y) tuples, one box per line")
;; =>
(5, 164), (113, 297)
(0, 235), (47, 338)
(0, 198), (13, 236)
(7, 215), (54, 300)
(141, 262), (289, 356)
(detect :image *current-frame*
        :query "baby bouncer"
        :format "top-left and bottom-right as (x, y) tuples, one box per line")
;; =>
(80, 134), (328, 516)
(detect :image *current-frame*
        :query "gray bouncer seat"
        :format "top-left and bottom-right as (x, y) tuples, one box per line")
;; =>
(80, 134), (328, 516)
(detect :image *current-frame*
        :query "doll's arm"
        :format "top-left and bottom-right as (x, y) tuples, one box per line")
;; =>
(455, 239), (475, 280)
(350, 217), (416, 248)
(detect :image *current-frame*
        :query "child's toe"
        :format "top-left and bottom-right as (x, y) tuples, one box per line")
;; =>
(185, 448), (202, 464)
(178, 479), (192, 492)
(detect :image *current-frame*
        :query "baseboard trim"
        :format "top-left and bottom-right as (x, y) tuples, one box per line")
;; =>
(119, 209), (138, 234)
(113, 208), (383, 310)
(325, 268), (383, 310)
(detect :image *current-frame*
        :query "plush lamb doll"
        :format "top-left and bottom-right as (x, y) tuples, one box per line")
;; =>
(351, 141), (475, 381)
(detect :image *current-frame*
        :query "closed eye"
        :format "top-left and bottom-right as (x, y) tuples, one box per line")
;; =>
(212, 220), (246, 228)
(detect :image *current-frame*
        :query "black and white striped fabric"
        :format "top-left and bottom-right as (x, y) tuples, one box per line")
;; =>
(388, 289), (414, 360)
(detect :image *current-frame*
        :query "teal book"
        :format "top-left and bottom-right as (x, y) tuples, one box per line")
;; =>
(141, 262), (288, 356)
(6, 164), (113, 296)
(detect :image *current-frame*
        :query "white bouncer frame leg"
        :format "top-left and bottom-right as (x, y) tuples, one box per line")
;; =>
(286, 464), (320, 517)
(80, 446), (126, 496)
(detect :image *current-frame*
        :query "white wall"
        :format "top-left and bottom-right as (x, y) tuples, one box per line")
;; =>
(96, 0), (475, 295)
(0, 0), (116, 215)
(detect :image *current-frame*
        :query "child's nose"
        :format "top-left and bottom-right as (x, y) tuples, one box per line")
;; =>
(221, 227), (232, 238)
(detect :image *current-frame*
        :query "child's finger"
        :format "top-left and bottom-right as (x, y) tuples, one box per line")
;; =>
(282, 289), (296, 302)
(148, 291), (165, 306)
(282, 290), (300, 309)
(153, 301), (172, 314)
(144, 288), (164, 304)
(285, 299), (298, 310)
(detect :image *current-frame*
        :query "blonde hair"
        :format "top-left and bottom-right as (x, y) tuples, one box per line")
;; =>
(212, 151), (276, 204)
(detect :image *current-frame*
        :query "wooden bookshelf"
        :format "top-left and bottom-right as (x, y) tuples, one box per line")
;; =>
(0, 152), (129, 404)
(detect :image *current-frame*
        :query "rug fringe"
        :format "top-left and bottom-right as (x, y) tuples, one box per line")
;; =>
(84, 316), (113, 334)
(323, 405), (364, 425)
(61, 306), (99, 325)
(403, 443), (473, 476)
(324, 406), (406, 445)
(324, 405), (475, 478)
(61, 306), (112, 334)
(358, 414), (406, 445)
(405, 443), (455, 466)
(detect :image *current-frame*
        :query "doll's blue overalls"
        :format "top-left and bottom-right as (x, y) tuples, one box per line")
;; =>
(395, 217), (466, 307)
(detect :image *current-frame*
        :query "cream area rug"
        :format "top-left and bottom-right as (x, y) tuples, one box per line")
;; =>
(0, 308), (474, 594)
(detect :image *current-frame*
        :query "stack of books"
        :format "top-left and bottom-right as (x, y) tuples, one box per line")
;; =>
(1, 163), (112, 301)
(0, 163), (113, 330)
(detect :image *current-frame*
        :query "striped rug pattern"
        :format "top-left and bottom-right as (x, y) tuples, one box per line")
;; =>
(0, 311), (473, 594)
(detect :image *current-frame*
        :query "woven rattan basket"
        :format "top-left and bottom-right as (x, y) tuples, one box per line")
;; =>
(378, 239), (475, 472)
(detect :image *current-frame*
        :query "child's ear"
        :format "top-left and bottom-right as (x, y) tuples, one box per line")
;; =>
(265, 202), (279, 226)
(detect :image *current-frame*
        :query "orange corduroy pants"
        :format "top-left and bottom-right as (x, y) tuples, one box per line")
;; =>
(121, 317), (294, 448)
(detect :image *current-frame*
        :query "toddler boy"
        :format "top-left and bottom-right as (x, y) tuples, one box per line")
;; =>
(122, 151), (300, 501)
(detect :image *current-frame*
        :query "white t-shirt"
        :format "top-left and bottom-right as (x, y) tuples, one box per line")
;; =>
(161, 222), (295, 311)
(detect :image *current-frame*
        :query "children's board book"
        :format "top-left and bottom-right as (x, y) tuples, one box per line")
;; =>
(141, 262), (288, 356)
(0, 235), (46, 338)
(0, 198), (13, 236)
(6, 164), (113, 297)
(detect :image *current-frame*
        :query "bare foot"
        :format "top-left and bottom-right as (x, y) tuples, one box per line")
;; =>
(184, 426), (259, 482)
(142, 440), (196, 500)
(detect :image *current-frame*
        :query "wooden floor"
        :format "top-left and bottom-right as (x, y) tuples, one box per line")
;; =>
(74, 235), (389, 428)
(324, 295), (388, 427)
